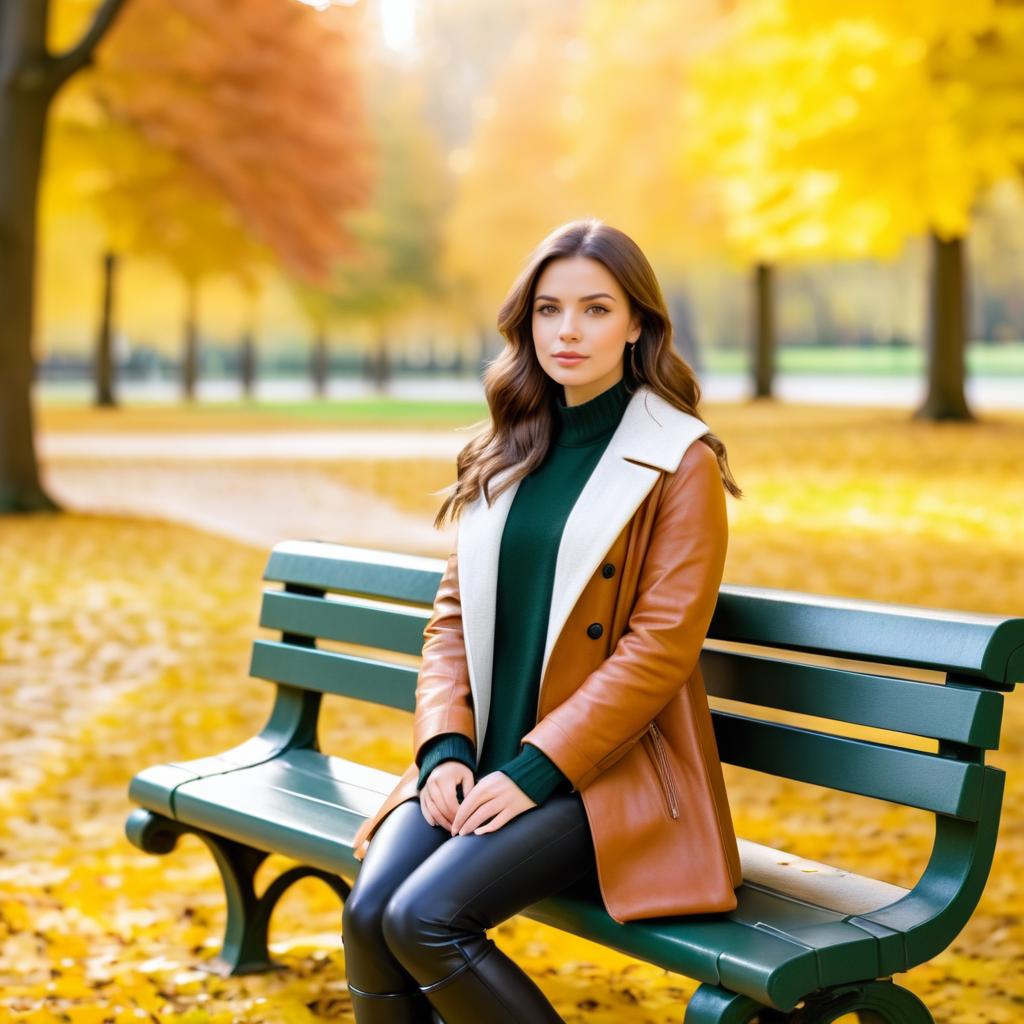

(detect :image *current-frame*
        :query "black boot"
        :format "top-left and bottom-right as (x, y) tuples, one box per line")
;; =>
(416, 940), (564, 1023)
(348, 981), (436, 1023)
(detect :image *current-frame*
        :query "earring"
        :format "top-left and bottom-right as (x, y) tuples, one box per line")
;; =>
(628, 340), (640, 380)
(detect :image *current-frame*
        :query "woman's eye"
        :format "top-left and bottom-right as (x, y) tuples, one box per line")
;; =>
(536, 304), (609, 314)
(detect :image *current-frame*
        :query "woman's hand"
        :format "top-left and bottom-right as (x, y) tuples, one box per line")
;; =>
(420, 760), (476, 830)
(449, 770), (537, 836)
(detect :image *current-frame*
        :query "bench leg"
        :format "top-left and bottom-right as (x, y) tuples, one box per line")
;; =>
(684, 984), (770, 1024)
(790, 980), (934, 1024)
(125, 809), (351, 976)
(683, 978), (933, 1024)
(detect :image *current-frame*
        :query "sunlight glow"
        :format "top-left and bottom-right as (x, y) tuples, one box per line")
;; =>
(295, 0), (360, 10)
(380, 0), (417, 54)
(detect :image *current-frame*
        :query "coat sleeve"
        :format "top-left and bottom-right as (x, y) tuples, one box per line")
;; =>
(416, 732), (477, 790)
(412, 548), (477, 762)
(520, 440), (728, 791)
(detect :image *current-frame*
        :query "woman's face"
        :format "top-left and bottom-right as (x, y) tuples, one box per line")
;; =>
(531, 255), (640, 407)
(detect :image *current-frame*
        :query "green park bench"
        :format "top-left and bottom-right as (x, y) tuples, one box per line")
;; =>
(125, 539), (1023, 1023)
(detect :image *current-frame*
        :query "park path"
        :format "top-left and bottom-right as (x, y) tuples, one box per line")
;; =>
(40, 435), (460, 557)
(38, 429), (467, 461)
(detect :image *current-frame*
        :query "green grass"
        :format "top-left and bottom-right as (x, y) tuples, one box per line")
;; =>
(702, 342), (1024, 376)
(182, 398), (492, 423)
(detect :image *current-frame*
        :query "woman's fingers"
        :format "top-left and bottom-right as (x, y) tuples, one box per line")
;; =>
(454, 793), (501, 835)
(426, 779), (454, 829)
(421, 787), (446, 829)
(425, 763), (475, 829)
(434, 775), (459, 825)
(469, 808), (510, 835)
(419, 792), (435, 827)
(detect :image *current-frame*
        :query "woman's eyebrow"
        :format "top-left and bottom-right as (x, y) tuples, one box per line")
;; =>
(534, 293), (616, 302)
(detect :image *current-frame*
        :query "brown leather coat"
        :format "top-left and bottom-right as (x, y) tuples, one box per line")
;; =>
(351, 385), (743, 923)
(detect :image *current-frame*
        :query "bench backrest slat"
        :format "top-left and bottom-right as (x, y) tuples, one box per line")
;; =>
(709, 586), (1024, 690)
(250, 640), (417, 712)
(714, 711), (986, 820)
(701, 650), (1004, 748)
(260, 589), (428, 657)
(263, 540), (440, 605)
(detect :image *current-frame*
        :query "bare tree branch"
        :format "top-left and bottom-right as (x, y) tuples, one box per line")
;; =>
(47, 0), (129, 94)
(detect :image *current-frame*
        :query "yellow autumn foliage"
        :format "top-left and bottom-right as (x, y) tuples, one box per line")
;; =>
(1, 401), (1022, 1021)
(684, 0), (1024, 263)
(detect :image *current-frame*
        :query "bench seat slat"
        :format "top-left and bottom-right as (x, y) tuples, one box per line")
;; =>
(702, 650), (1004, 748)
(713, 711), (985, 819)
(738, 839), (907, 916)
(249, 640), (417, 710)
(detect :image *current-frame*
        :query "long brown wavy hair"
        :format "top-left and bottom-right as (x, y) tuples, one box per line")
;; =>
(433, 218), (742, 530)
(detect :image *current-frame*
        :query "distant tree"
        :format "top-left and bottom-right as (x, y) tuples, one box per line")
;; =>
(327, 67), (448, 392)
(53, 0), (374, 403)
(687, 0), (1024, 419)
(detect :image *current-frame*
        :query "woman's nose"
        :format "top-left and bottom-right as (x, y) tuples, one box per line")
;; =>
(559, 318), (581, 340)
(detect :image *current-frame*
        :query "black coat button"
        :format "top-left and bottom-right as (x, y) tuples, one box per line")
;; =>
(587, 622), (603, 639)
(602, 562), (615, 578)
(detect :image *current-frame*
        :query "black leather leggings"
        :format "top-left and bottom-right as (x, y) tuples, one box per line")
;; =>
(341, 789), (601, 1023)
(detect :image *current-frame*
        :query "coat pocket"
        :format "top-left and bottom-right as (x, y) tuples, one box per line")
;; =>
(643, 722), (680, 819)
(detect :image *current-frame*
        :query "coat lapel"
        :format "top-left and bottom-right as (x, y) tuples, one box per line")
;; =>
(456, 383), (710, 758)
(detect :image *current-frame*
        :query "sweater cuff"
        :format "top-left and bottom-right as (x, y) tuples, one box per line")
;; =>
(416, 732), (476, 791)
(499, 742), (573, 805)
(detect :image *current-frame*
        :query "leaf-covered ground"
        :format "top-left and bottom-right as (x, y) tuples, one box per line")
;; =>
(2, 401), (1023, 1022)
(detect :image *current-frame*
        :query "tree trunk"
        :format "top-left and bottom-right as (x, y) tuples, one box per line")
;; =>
(0, 19), (58, 511)
(751, 262), (775, 400)
(94, 250), (118, 408)
(368, 325), (390, 391)
(0, 0), (127, 513)
(239, 330), (256, 399)
(182, 285), (199, 402)
(424, 332), (440, 373)
(311, 329), (328, 398)
(915, 232), (973, 421)
(667, 287), (703, 374)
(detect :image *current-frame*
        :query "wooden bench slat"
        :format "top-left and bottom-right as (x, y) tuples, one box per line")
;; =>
(702, 650), (1004, 748)
(259, 590), (428, 655)
(263, 540), (441, 604)
(713, 711), (985, 819)
(249, 640), (417, 710)
(738, 839), (908, 916)
(710, 585), (1024, 689)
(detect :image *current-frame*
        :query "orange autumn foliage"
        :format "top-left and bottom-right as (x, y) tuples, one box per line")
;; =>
(88, 0), (376, 284)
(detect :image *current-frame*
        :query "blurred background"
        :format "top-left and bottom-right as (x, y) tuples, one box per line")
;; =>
(1, 2), (1022, 1022)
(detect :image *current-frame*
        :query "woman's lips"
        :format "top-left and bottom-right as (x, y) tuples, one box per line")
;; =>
(554, 353), (587, 363)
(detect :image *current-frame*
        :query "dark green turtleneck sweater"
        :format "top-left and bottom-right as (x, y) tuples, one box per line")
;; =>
(416, 374), (633, 805)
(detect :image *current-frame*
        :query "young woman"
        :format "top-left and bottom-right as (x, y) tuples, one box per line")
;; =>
(343, 219), (745, 1023)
